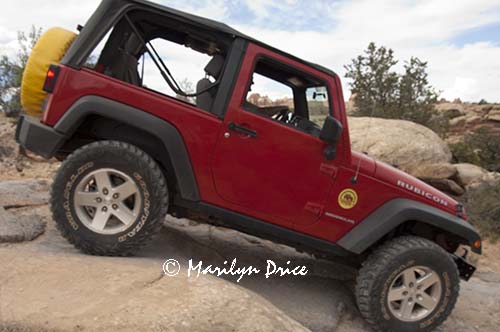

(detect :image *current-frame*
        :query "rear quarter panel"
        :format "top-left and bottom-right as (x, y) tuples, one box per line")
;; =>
(44, 66), (223, 201)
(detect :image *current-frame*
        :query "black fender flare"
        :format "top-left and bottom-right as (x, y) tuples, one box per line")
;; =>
(54, 95), (200, 201)
(337, 198), (481, 254)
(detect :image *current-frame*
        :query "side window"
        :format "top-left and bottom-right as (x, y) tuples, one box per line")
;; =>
(306, 86), (330, 126)
(243, 58), (332, 137)
(140, 38), (211, 105)
(245, 73), (294, 115)
(83, 31), (112, 70)
(81, 11), (228, 112)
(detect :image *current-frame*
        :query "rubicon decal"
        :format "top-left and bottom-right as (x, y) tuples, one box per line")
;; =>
(397, 180), (448, 206)
(338, 189), (358, 210)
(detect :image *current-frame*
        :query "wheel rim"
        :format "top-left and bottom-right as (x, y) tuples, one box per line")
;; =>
(73, 168), (142, 235)
(387, 265), (442, 322)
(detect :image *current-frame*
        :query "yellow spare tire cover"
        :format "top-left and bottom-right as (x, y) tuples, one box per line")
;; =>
(21, 27), (77, 116)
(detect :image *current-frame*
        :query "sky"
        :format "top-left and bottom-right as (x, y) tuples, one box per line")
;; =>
(1, 0), (500, 102)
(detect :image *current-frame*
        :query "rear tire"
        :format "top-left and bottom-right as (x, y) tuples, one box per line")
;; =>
(355, 236), (459, 332)
(51, 141), (168, 256)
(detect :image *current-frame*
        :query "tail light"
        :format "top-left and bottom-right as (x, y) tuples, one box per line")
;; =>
(43, 64), (61, 93)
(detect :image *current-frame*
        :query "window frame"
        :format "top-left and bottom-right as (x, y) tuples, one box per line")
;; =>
(240, 54), (335, 131)
(75, 8), (248, 116)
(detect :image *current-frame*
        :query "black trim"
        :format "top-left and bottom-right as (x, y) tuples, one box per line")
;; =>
(211, 38), (247, 118)
(228, 122), (257, 138)
(53, 95), (200, 201)
(337, 198), (482, 254)
(175, 199), (356, 261)
(16, 115), (67, 159)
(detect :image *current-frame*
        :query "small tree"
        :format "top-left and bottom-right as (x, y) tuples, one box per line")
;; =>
(344, 43), (399, 119)
(0, 26), (42, 117)
(345, 43), (445, 135)
(450, 128), (500, 171)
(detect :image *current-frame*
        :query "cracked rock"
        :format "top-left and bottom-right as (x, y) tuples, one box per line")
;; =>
(0, 207), (46, 242)
(0, 179), (50, 207)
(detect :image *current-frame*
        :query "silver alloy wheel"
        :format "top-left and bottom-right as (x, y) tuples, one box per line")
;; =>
(387, 265), (442, 322)
(73, 168), (142, 235)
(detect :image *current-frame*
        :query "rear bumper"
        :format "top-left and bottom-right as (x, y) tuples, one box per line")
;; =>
(15, 115), (66, 159)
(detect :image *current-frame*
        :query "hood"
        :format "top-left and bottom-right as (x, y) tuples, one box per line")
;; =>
(374, 160), (459, 213)
(351, 151), (377, 175)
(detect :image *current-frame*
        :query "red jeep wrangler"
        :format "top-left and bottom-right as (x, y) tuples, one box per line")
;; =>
(16, 0), (481, 331)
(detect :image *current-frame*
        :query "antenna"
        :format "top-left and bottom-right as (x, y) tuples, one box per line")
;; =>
(351, 102), (377, 184)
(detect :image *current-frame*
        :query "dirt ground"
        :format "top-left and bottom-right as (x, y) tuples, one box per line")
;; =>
(1, 113), (500, 332)
(1, 204), (500, 332)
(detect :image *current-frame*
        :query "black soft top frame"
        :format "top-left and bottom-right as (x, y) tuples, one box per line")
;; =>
(61, 0), (336, 78)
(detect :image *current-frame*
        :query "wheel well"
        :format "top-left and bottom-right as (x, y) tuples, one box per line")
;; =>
(380, 220), (467, 254)
(57, 115), (178, 196)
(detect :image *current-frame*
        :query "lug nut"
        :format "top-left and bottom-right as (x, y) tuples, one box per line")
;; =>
(409, 282), (414, 288)
(112, 204), (118, 210)
(113, 193), (119, 199)
(96, 197), (102, 203)
(102, 206), (108, 212)
(103, 188), (109, 195)
(403, 291), (408, 296)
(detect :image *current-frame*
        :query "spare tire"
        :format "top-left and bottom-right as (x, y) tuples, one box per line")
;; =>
(21, 27), (77, 117)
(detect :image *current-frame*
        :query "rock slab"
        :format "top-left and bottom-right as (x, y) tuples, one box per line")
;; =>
(349, 117), (452, 173)
(0, 207), (46, 242)
(0, 179), (50, 207)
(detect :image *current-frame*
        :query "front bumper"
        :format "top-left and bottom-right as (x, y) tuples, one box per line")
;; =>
(15, 115), (66, 159)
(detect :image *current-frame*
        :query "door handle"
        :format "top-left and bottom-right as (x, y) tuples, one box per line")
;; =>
(228, 122), (257, 138)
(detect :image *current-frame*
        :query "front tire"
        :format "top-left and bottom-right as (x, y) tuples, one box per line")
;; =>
(51, 141), (168, 256)
(355, 236), (459, 332)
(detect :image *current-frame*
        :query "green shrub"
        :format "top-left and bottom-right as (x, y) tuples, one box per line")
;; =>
(464, 182), (500, 240)
(450, 128), (500, 171)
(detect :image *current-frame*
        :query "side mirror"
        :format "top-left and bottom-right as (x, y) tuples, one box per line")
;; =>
(320, 116), (343, 160)
(320, 116), (343, 145)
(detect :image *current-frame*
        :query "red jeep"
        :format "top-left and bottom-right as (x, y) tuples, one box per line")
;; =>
(16, 0), (481, 331)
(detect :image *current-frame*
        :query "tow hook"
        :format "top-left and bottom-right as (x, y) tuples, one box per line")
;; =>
(452, 249), (476, 281)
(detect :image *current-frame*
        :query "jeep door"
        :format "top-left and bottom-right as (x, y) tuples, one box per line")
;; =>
(211, 44), (341, 228)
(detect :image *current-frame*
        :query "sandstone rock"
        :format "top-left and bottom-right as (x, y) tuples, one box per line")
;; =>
(455, 163), (488, 186)
(450, 116), (467, 127)
(487, 109), (500, 122)
(412, 163), (457, 180)
(0, 179), (50, 207)
(465, 115), (482, 124)
(467, 171), (500, 190)
(0, 207), (46, 242)
(348, 117), (452, 173)
(435, 103), (466, 119)
(424, 179), (465, 196)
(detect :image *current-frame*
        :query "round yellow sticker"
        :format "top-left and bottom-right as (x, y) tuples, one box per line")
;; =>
(338, 189), (358, 209)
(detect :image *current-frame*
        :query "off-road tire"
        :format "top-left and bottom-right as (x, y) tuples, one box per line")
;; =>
(51, 141), (168, 256)
(355, 236), (459, 332)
